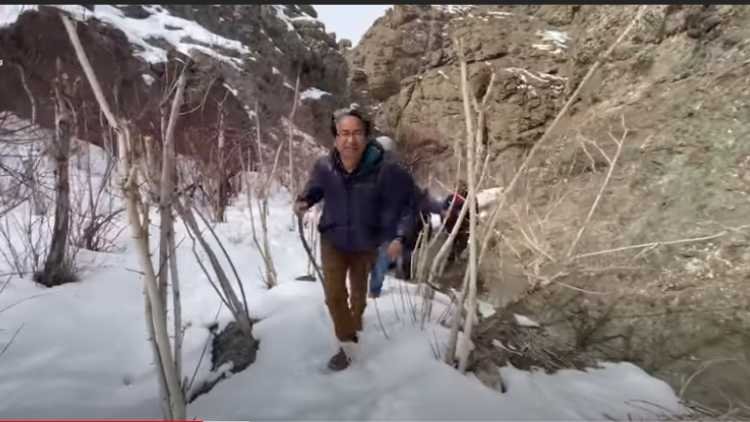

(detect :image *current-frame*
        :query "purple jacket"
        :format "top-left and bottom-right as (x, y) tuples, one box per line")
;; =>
(298, 141), (417, 253)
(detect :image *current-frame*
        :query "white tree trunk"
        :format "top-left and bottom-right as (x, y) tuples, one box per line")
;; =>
(444, 37), (496, 371)
(249, 101), (278, 287)
(168, 223), (183, 384)
(215, 108), (227, 223)
(160, 64), (188, 391)
(143, 282), (171, 417)
(121, 126), (186, 419)
(158, 68), (187, 310)
(61, 13), (186, 418)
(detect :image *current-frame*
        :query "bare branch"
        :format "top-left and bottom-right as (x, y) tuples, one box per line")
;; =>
(0, 323), (24, 358)
(565, 116), (628, 259)
(59, 14), (118, 129)
(476, 6), (647, 270)
(572, 230), (728, 261)
(15, 64), (36, 125)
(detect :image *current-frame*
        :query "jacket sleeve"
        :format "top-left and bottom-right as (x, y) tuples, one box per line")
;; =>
(422, 193), (445, 215)
(391, 165), (418, 241)
(297, 158), (326, 207)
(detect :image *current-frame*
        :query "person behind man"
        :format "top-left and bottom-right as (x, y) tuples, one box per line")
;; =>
(443, 180), (478, 263)
(294, 109), (415, 371)
(398, 187), (445, 280)
(367, 136), (441, 295)
(368, 135), (403, 298)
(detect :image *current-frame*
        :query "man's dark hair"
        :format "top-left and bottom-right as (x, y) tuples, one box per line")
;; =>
(330, 108), (371, 138)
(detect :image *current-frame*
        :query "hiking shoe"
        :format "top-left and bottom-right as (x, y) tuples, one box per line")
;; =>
(327, 348), (351, 371)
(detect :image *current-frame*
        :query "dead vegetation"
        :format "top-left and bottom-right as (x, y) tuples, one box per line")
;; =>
(436, 6), (750, 417)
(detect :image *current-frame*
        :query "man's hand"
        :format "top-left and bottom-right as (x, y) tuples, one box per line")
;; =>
(386, 237), (403, 261)
(293, 200), (310, 216)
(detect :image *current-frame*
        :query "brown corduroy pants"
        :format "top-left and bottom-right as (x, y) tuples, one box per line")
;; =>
(320, 237), (377, 342)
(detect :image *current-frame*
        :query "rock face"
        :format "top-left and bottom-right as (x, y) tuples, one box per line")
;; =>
(351, 4), (750, 415)
(0, 5), (346, 178)
(349, 5), (572, 182)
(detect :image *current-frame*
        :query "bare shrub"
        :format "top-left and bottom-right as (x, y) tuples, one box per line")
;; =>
(241, 100), (280, 289)
(69, 138), (126, 253)
(423, 7), (652, 383)
(0, 275), (24, 359)
(0, 111), (73, 282)
(0, 206), (48, 277)
(62, 13), (187, 417)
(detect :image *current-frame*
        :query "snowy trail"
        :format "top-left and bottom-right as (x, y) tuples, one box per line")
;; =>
(0, 189), (684, 419)
(189, 280), (682, 420)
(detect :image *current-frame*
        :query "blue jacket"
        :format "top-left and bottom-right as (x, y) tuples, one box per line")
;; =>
(298, 141), (417, 253)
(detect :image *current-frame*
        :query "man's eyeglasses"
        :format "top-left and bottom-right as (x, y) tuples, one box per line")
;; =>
(337, 131), (365, 139)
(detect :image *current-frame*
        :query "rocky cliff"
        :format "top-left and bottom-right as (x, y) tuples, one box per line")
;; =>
(0, 5), (347, 178)
(347, 5), (572, 181)
(351, 5), (750, 415)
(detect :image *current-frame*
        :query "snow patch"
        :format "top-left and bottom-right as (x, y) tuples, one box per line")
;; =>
(434, 5), (473, 15)
(487, 11), (514, 18)
(505, 67), (547, 84)
(541, 29), (570, 48)
(504, 67), (566, 96)
(477, 187), (504, 209)
(270, 5), (304, 40)
(532, 29), (569, 55)
(243, 105), (256, 121)
(271, 6), (295, 31)
(300, 87), (331, 101)
(291, 15), (320, 23)
(514, 313), (541, 328)
(222, 83), (239, 98)
(478, 300), (496, 319)
(50, 5), (251, 68)
(538, 71), (567, 82)
(533, 43), (555, 51)
(141, 74), (155, 86)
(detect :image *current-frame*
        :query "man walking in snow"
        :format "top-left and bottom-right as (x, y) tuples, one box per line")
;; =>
(294, 108), (416, 371)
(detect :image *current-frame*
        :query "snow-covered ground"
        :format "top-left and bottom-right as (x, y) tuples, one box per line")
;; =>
(0, 141), (686, 419)
(300, 87), (332, 101)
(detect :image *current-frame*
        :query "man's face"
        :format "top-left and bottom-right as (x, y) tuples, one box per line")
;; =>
(334, 115), (367, 166)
